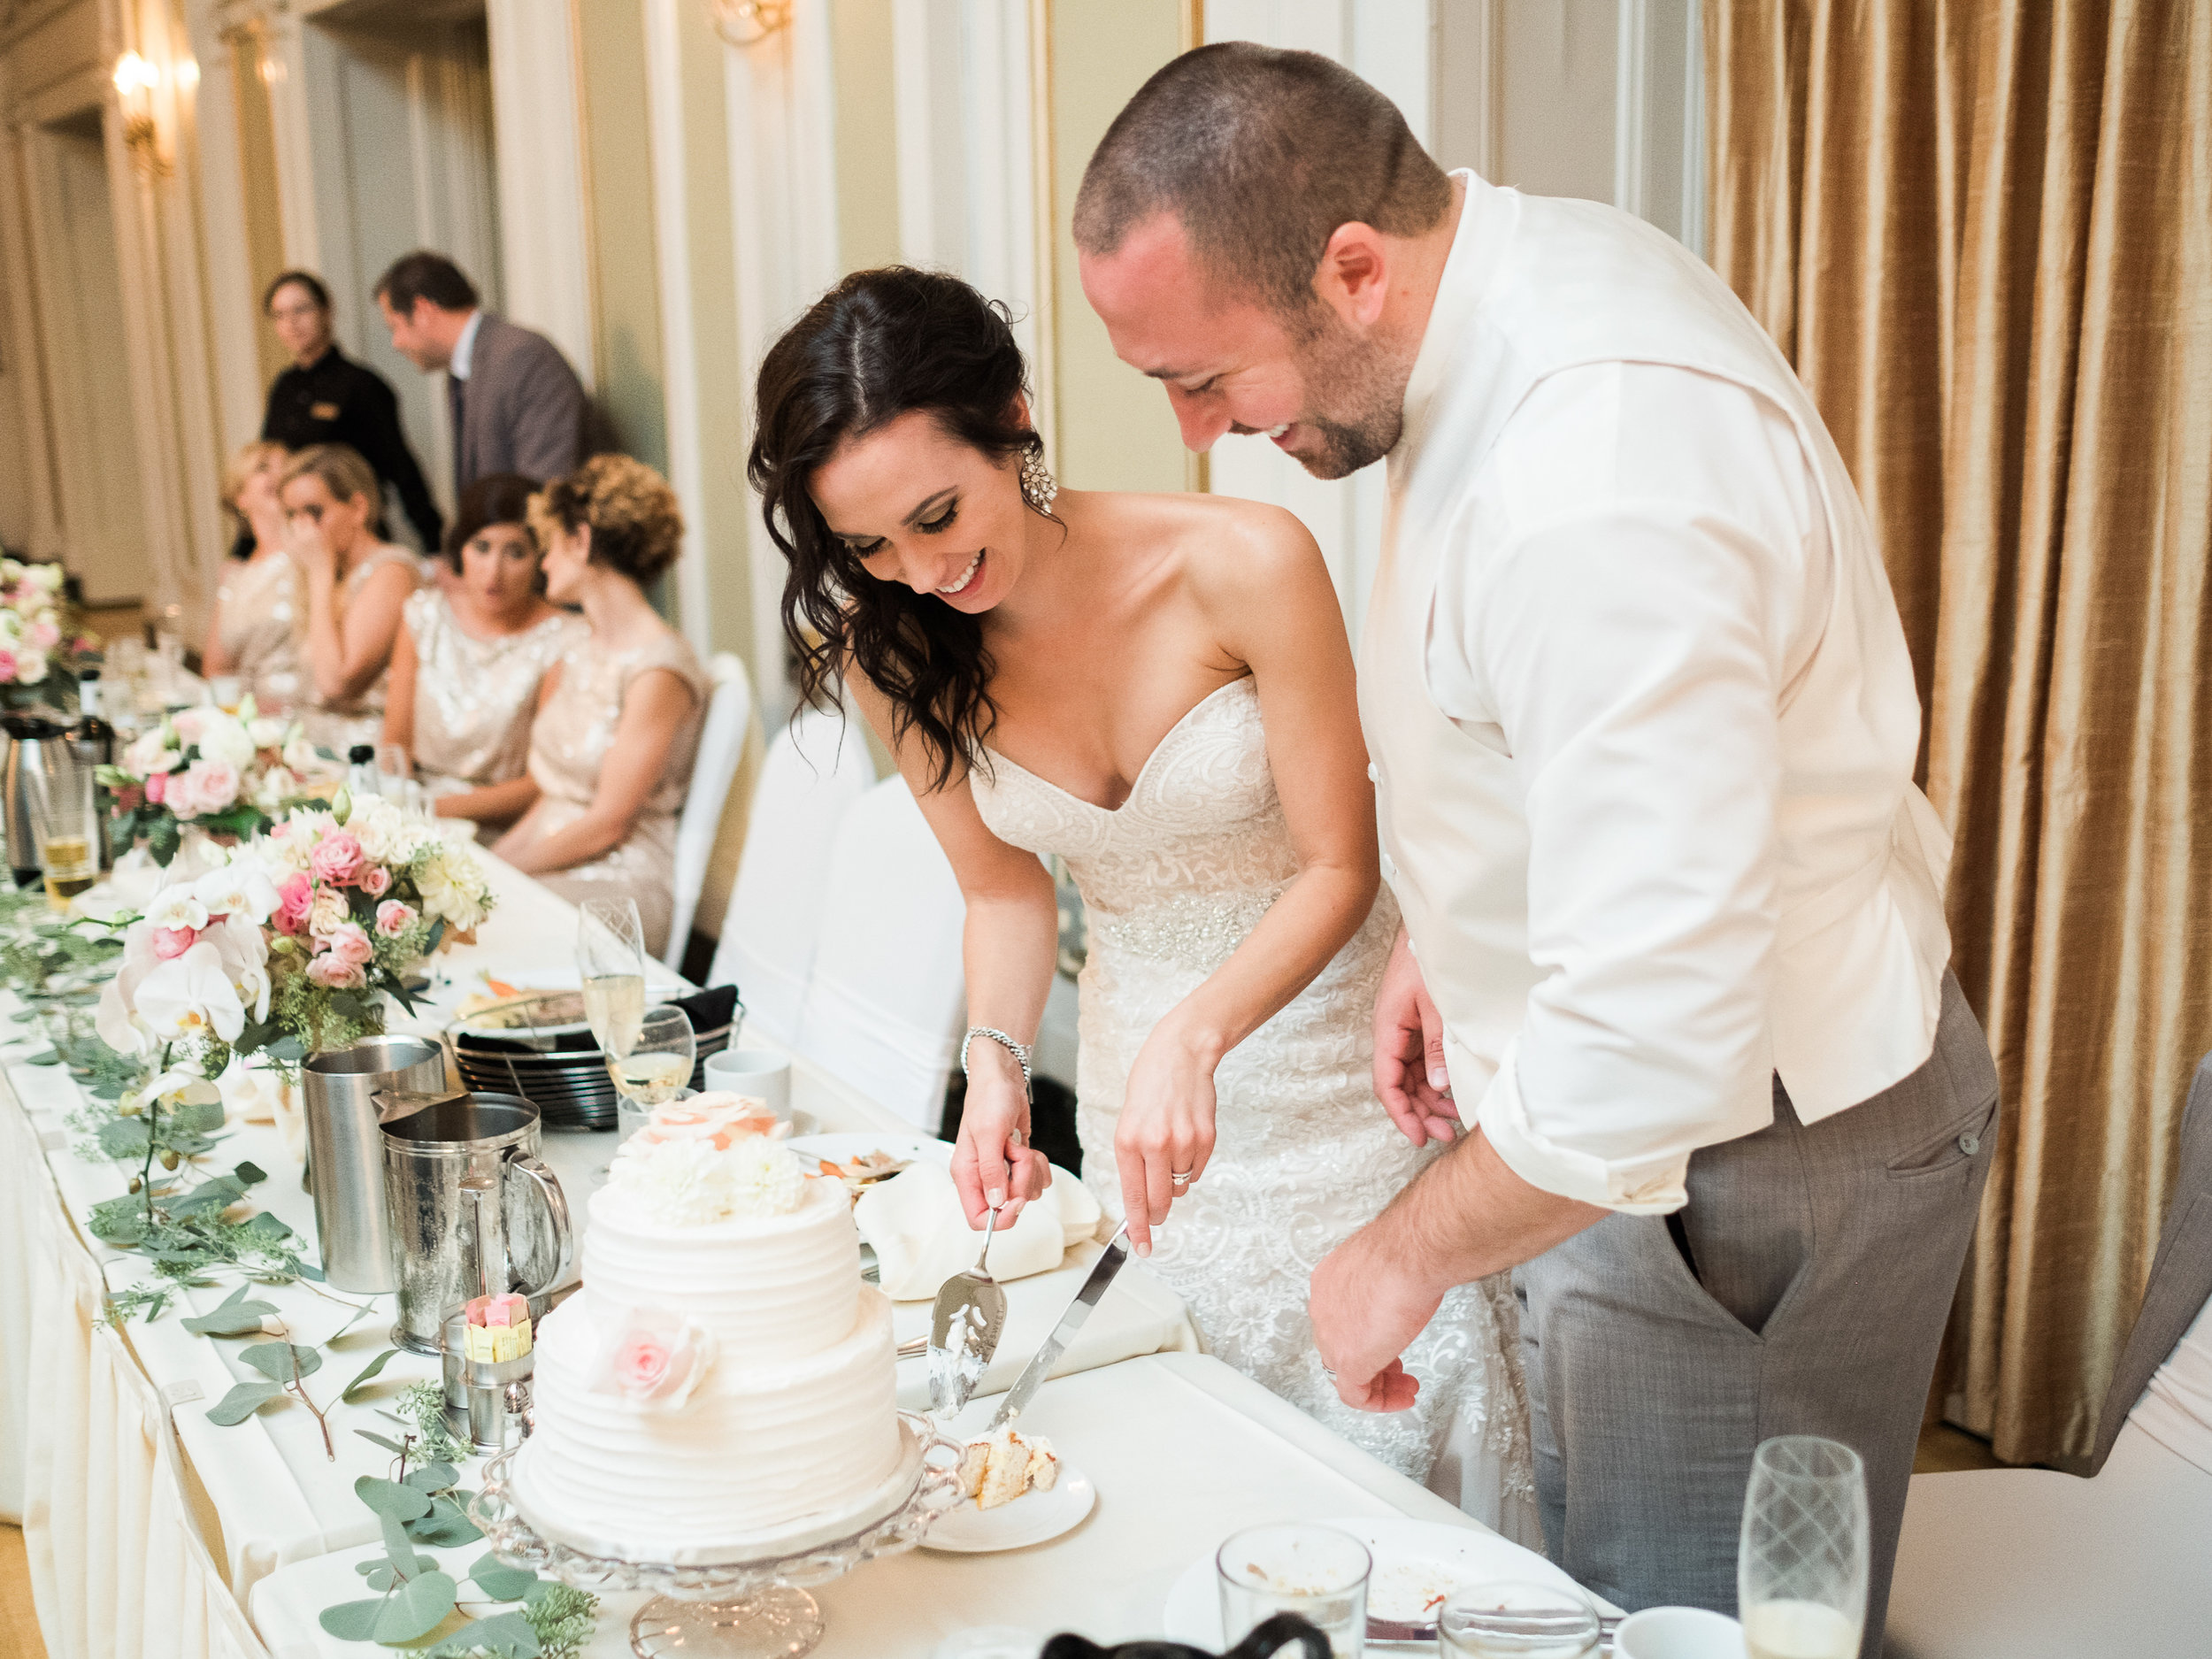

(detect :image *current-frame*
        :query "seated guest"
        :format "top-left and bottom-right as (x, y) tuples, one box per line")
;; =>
(204, 441), (307, 712)
(494, 457), (706, 957)
(278, 444), (420, 751)
(262, 270), (443, 554)
(382, 473), (584, 833)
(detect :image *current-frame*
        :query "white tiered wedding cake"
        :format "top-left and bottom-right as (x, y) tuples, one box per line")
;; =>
(513, 1098), (906, 1558)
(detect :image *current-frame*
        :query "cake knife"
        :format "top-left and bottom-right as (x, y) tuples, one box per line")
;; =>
(986, 1221), (1130, 1431)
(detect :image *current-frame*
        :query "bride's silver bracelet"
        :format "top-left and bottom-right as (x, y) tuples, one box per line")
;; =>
(961, 1026), (1033, 1102)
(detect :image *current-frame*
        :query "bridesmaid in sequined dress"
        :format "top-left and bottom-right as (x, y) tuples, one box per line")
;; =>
(493, 457), (708, 958)
(204, 441), (310, 714)
(382, 474), (584, 837)
(279, 443), (420, 753)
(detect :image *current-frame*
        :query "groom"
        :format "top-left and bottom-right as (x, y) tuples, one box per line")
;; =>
(1073, 43), (1999, 1650)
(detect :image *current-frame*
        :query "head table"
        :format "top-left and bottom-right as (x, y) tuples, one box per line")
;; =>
(0, 852), (1576, 1659)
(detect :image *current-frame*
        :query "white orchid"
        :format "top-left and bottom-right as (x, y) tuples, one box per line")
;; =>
(143, 887), (211, 936)
(188, 856), (281, 926)
(249, 716), (288, 751)
(123, 726), (183, 776)
(133, 941), (248, 1043)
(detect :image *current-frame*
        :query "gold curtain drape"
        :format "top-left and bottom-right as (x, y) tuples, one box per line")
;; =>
(1705, 0), (2212, 1468)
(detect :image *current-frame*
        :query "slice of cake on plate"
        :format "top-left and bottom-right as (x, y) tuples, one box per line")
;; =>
(958, 1425), (1061, 1509)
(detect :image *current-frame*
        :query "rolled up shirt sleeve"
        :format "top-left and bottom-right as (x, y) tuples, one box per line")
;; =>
(1454, 500), (1791, 1212)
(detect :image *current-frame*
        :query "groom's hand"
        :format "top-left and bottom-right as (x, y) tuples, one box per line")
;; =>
(1374, 927), (1461, 1147)
(1310, 1224), (1441, 1413)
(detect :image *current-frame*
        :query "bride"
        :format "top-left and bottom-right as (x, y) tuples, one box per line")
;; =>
(749, 266), (1531, 1521)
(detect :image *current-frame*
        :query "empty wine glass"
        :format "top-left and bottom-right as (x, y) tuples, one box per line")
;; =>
(609, 1003), (696, 1105)
(1439, 1580), (1601, 1655)
(576, 897), (646, 1064)
(1739, 1436), (1869, 1659)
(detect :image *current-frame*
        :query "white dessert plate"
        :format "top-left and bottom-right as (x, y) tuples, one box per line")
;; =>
(787, 1133), (952, 1168)
(921, 1457), (1096, 1553)
(1160, 1515), (1585, 1645)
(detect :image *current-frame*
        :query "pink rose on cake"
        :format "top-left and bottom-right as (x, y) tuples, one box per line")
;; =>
(637, 1090), (783, 1150)
(588, 1308), (716, 1412)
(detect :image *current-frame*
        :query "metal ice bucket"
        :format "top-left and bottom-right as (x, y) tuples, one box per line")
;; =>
(380, 1089), (572, 1356)
(301, 1034), (450, 1292)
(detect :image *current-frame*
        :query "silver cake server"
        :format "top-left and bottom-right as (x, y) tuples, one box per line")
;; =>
(927, 1202), (1008, 1415)
(987, 1221), (1130, 1432)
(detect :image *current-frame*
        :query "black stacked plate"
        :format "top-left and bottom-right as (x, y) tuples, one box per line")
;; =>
(448, 984), (739, 1130)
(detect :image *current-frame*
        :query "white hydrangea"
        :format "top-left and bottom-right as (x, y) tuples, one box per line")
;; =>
(609, 1136), (805, 1225)
(414, 847), (491, 934)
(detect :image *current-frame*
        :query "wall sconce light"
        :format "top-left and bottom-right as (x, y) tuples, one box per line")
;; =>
(112, 50), (169, 177)
(709, 0), (792, 48)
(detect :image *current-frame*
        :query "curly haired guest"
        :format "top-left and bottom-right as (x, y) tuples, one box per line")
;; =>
(492, 456), (707, 956)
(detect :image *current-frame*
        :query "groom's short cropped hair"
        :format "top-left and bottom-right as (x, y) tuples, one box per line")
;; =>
(1074, 42), (1452, 316)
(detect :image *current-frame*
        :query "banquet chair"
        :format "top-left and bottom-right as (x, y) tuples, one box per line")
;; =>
(705, 703), (878, 1042)
(663, 652), (755, 969)
(1885, 1057), (2212, 1659)
(791, 775), (967, 1130)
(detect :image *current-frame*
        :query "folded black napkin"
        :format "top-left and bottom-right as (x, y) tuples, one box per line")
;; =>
(1043, 1613), (1329, 1659)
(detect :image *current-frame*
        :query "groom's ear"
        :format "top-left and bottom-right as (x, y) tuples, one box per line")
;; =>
(1313, 221), (1393, 328)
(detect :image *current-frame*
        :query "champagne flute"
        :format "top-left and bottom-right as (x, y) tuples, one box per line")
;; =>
(1739, 1436), (1870, 1659)
(609, 1003), (696, 1104)
(577, 897), (647, 1065)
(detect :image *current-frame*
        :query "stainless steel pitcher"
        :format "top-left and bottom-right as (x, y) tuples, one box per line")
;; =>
(380, 1089), (572, 1356)
(2, 713), (67, 887)
(301, 1034), (450, 1292)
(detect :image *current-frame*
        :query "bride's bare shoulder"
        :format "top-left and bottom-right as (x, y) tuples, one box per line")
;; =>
(1078, 488), (1326, 594)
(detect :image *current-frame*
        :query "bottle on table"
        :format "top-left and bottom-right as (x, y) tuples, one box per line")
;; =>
(347, 742), (380, 801)
(70, 670), (114, 870)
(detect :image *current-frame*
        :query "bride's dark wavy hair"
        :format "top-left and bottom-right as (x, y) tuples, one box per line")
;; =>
(749, 266), (1048, 791)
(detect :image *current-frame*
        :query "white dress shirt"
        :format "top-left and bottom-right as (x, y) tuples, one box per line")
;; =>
(449, 309), (485, 381)
(1358, 173), (1955, 1213)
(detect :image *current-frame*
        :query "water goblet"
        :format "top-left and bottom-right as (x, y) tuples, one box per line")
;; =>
(608, 1003), (696, 1105)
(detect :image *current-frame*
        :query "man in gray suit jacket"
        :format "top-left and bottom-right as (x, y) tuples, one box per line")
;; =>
(373, 250), (597, 496)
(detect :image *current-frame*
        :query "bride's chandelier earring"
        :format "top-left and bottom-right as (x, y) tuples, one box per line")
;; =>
(1019, 447), (1059, 513)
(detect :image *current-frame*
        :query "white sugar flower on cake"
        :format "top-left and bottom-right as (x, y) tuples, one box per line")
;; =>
(609, 1133), (806, 1225)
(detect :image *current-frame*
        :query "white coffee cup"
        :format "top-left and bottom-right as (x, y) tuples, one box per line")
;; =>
(1614, 1607), (1748, 1659)
(703, 1047), (792, 1118)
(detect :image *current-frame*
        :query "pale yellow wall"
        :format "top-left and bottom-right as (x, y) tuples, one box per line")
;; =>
(831, 0), (900, 273)
(574, 0), (669, 475)
(1045, 0), (1188, 495)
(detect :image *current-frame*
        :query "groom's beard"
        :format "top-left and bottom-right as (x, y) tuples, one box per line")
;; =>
(1280, 306), (1407, 480)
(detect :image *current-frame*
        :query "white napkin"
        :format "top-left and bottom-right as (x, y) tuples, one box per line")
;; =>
(855, 1161), (1102, 1301)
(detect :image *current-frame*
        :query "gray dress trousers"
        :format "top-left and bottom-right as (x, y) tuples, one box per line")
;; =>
(1514, 971), (1999, 1656)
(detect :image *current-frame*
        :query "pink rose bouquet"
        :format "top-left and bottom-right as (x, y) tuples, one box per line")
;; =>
(0, 557), (85, 703)
(100, 697), (331, 865)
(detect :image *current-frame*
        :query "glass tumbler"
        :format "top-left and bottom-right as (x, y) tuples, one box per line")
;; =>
(1438, 1580), (1601, 1656)
(1217, 1523), (1370, 1656)
(1739, 1436), (1869, 1659)
(24, 750), (99, 910)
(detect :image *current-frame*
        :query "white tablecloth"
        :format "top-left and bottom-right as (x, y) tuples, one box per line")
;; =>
(250, 1352), (1533, 1658)
(0, 856), (1198, 1656)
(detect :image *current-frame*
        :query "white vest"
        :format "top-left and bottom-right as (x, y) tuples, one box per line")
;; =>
(1360, 178), (1954, 1191)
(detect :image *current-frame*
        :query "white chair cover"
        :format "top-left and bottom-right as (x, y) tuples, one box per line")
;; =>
(663, 652), (756, 968)
(18, 1156), (268, 1659)
(707, 705), (877, 1042)
(792, 776), (967, 1130)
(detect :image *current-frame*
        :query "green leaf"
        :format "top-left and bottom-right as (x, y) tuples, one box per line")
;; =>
(149, 818), (180, 866)
(318, 1596), (388, 1641)
(361, 1563), (397, 1592)
(355, 1429), (411, 1456)
(379, 1510), (426, 1578)
(403, 1460), (459, 1494)
(404, 1495), (482, 1548)
(205, 1379), (285, 1425)
(239, 1211), (292, 1245)
(342, 1347), (401, 1403)
(25, 1048), (58, 1066)
(466, 1553), (538, 1602)
(233, 1159), (266, 1187)
(180, 1298), (278, 1337)
(167, 1098), (224, 1134)
(167, 1176), (246, 1217)
(373, 1569), (457, 1642)
(265, 1033), (305, 1064)
(96, 1117), (150, 1159)
(87, 1197), (149, 1247)
(442, 1609), (541, 1656)
(239, 1340), (320, 1382)
(355, 1475), (434, 1522)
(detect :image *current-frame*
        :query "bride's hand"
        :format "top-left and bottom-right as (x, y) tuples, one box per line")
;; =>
(950, 1046), (1050, 1228)
(1114, 1024), (1219, 1258)
(1373, 927), (1461, 1148)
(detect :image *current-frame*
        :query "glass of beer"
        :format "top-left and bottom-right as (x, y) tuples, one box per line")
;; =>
(25, 749), (99, 910)
(1739, 1436), (1869, 1659)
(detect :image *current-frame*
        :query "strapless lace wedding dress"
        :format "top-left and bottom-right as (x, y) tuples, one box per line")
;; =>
(970, 677), (1536, 1533)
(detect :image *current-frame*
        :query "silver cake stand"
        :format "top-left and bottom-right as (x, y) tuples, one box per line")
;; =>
(471, 1413), (962, 1658)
